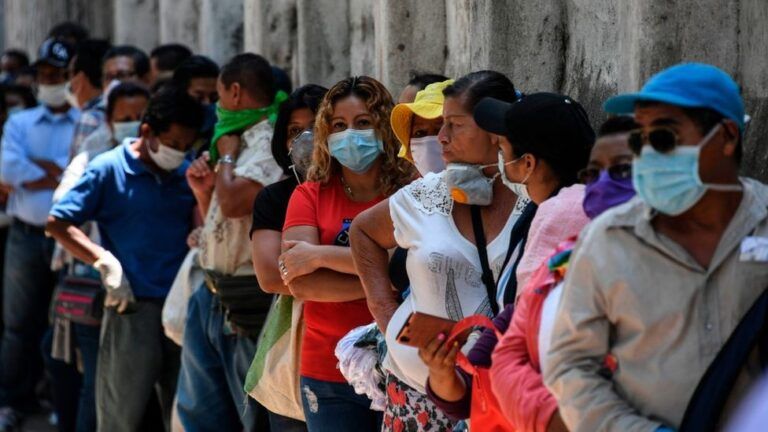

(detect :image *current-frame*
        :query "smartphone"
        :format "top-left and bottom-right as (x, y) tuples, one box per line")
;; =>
(396, 312), (459, 348)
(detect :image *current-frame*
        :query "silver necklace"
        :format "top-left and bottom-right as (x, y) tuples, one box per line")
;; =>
(340, 175), (354, 198)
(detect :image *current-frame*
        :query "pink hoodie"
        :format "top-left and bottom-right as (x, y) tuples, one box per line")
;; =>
(491, 184), (589, 432)
(515, 185), (590, 297)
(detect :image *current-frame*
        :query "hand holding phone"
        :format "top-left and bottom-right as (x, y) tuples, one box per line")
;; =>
(396, 312), (469, 348)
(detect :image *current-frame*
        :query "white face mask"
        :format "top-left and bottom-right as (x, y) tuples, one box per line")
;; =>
(409, 135), (445, 176)
(112, 121), (141, 145)
(37, 83), (69, 108)
(64, 81), (80, 109)
(497, 150), (531, 201)
(148, 138), (186, 171)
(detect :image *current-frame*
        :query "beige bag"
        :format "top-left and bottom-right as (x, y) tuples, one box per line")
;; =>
(162, 248), (204, 346)
(244, 294), (305, 421)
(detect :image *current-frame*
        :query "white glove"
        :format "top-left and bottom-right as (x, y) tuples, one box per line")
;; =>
(94, 250), (135, 314)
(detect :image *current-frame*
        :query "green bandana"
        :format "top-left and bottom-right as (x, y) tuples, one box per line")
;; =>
(209, 90), (288, 163)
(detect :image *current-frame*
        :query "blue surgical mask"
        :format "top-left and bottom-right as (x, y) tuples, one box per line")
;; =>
(632, 124), (741, 215)
(328, 128), (383, 173)
(112, 120), (141, 145)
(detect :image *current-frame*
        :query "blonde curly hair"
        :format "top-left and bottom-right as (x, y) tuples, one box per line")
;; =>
(307, 76), (415, 197)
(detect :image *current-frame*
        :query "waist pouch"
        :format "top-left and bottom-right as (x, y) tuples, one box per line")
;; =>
(205, 271), (273, 336)
(53, 276), (104, 326)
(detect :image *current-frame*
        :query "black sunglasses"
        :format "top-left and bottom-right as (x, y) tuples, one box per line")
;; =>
(627, 127), (679, 155)
(578, 163), (632, 185)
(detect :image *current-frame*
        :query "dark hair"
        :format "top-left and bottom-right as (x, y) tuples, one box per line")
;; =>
(48, 22), (89, 45)
(106, 82), (150, 118)
(635, 100), (741, 162)
(271, 65), (293, 95)
(407, 71), (450, 91)
(220, 53), (275, 104)
(5, 84), (37, 108)
(172, 55), (220, 89)
(2, 50), (29, 68)
(142, 83), (203, 135)
(150, 44), (193, 72)
(104, 45), (150, 78)
(271, 84), (328, 174)
(443, 70), (518, 110)
(73, 39), (111, 88)
(598, 115), (638, 137)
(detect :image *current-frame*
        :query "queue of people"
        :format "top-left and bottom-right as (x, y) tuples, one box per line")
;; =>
(0, 19), (764, 432)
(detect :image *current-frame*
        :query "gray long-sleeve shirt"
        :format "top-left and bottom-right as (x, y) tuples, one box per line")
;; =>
(544, 178), (768, 432)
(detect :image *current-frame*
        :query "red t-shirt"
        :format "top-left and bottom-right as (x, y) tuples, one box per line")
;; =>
(283, 177), (382, 382)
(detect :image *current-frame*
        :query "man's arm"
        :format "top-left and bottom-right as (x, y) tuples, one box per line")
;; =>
(46, 216), (104, 265)
(543, 241), (662, 432)
(0, 116), (48, 188)
(215, 135), (265, 218)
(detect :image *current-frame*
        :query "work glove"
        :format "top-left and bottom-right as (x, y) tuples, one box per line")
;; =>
(94, 250), (136, 314)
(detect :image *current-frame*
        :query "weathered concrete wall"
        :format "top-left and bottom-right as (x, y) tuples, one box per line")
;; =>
(4, 0), (67, 54)
(2, 0), (766, 179)
(113, 0), (159, 52)
(199, 0), (244, 66)
(159, 0), (200, 52)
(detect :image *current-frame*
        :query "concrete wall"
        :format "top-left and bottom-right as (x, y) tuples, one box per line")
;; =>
(1, 0), (766, 179)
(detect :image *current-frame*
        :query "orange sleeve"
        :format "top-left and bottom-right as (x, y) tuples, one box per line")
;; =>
(283, 182), (319, 230)
(490, 275), (559, 432)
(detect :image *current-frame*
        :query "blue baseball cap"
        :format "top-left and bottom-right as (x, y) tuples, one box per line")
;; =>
(604, 63), (745, 131)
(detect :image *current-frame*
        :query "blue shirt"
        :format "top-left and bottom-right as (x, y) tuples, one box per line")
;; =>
(50, 142), (195, 298)
(0, 105), (79, 226)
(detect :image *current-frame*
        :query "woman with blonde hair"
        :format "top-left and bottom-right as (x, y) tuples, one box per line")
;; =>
(278, 76), (413, 431)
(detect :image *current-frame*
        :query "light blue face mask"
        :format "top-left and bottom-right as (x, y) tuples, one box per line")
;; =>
(632, 124), (741, 216)
(112, 120), (142, 145)
(328, 128), (383, 173)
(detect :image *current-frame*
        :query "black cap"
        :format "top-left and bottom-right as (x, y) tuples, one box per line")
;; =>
(474, 92), (595, 183)
(474, 92), (594, 156)
(34, 38), (74, 69)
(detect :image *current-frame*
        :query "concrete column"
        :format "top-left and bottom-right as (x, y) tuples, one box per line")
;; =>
(373, 0), (446, 95)
(199, 0), (244, 66)
(468, 0), (565, 94)
(444, 0), (471, 79)
(733, 0), (768, 181)
(67, 0), (114, 40)
(113, 0), (160, 52)
(243, 0), (297, 80)
(4, 0), (68, 56)
(349, 0), (375, 78)
(159, 0), (200, 52)
(296, 0), (350, 87)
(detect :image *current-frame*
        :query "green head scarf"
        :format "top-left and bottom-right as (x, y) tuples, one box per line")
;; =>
(209, 90), (289, 163)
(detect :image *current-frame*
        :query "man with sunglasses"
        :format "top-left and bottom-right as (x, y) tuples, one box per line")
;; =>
(544, 63), (768, 432)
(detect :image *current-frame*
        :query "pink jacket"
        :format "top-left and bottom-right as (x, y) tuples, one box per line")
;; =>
(490, 186), (589, 432)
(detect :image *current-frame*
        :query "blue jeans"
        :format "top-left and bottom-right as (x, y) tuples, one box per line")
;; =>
(73, 323), (99, 432)
(299, 376), (382, 432)
(176, 285), (268, 432)
(268, 411), (307, 432)
(0, 221), (56, 410)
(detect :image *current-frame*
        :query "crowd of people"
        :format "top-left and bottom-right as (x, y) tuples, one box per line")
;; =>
(0, 19), (765, 432)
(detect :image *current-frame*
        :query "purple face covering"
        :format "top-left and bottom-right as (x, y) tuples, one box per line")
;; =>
(583, 170), (636, 219)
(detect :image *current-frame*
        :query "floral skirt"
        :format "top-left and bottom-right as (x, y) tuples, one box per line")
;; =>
(382, 372), (455, 432)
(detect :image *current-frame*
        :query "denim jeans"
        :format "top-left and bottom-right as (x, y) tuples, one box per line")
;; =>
(73, 323), (99, 432)
(0, 221), (56, 410)
(96, 299), (180, 432)
(299, 375), (382, 432)
(176, 285), (268, 432)
(268, 411), (307, 432)
(41, 327), (81, 432)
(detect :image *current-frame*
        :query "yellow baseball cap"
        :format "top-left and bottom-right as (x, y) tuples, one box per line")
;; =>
(391, 79), (454, 161)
